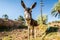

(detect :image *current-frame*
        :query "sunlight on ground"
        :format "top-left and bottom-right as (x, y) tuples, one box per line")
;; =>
(44, 32), (60, 40)
(1, 24), (60, 40)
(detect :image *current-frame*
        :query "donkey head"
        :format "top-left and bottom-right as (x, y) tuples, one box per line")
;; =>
(21, 0), (36, 21)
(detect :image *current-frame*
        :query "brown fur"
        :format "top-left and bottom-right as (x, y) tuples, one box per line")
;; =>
(21, 0), (38, 39)
(30, 19), (38, 26)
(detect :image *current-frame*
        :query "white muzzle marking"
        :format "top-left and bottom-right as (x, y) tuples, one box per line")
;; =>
(24, 11), (30, 19)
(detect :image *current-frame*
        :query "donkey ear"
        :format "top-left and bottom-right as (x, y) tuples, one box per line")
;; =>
(21, 0), (26, 9)
(30, 2), (37, 9)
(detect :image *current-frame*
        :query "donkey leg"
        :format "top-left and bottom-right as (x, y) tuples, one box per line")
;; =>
(32, 26), (34, 40)
(34, 28), (36, 40)
(28, 26), (30, 40)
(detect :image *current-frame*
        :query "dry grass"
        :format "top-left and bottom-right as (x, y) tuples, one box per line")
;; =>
(44, 32), (60, 40)
(0, 24), (60, 40)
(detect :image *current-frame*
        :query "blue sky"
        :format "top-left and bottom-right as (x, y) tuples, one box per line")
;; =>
(0, 0), (59, 22)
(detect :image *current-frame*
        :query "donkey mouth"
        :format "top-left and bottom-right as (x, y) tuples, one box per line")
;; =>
(26, 18), (31, 21)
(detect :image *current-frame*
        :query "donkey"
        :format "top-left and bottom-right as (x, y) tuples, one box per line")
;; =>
(21, 0), (38, 40)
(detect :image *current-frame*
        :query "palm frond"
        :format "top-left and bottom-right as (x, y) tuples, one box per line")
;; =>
(51, 2), (60, 18)
(55, 13), (58, 17)
(58, 13), (60, 18)
(51, 10), (56, 14)
(51, 13), (56, 16)
(59, 0), (60, 2)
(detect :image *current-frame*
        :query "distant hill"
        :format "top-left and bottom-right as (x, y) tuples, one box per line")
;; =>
(0, 18), (27, 31)
(48, 21), (60, 27)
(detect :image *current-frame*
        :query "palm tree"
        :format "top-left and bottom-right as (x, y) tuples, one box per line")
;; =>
(2, 14), (8, 20)
(18, 15), (25, 25)
(40, 0), (44, 24)
(51, 0), (60, 18)
(18, 15), (25, 21)
(37, 15), (48, 24)
(59, 0), (60, 2)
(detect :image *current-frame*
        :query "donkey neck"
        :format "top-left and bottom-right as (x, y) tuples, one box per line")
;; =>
(26, 18), (38, 26)
(25, 17), (32, 25)
(30, 19), (38, 26)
